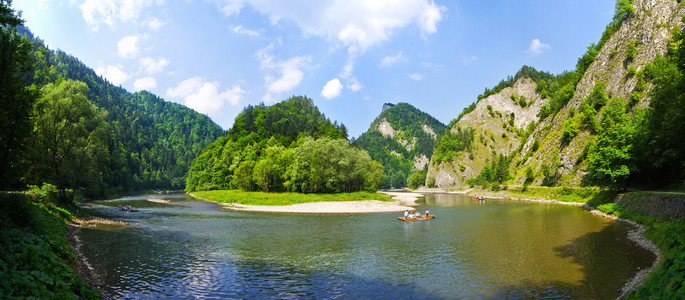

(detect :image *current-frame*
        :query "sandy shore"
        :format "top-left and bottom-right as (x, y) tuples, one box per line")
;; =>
(222, 200), (415, 213)
(207, 192), (425, 213)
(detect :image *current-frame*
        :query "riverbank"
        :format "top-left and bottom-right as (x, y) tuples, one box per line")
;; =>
(66, 213), (130, 299)
(0, 193), (100, 298)
(189, 190), (423, 213)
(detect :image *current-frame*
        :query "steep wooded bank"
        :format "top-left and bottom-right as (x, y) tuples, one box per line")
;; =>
(4, 27), (225, 197)
(354, 103), (446, 189)
(427, 0), (685, 190)
(186, 97), (383, 193)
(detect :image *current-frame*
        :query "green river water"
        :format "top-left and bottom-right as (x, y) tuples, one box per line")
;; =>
(78, 193), (654, 299)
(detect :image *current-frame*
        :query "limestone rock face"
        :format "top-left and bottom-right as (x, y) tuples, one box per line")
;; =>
(426, 0), (685, 189)
(426, 77), (547, 188)
(377, 119), (395, 138)
(520, 0), (685, 186)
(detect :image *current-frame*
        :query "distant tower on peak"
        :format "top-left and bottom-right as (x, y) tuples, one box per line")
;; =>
(382, 103), (395, 112)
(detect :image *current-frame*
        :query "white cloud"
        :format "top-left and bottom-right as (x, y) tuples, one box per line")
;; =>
(213, 0), (446, 99)
(214, 0), (446, 53)
(321, 78), (343, 99)
(95, 64), (130, 86)
(117, 35), (139, 58)
(139, 57), (169, 74)
(217, 0), (245, 16)
(418, 2), (445, 35)
(380, 52), (406, 68)
(166, 77), (244, 114)
(134, 77), (157, 91)
(347, 77), (362, 92)
(409, 73), (424, 81)
(231, 25), (261, 37)
(145, 17), (166, 31)
(340, 56), (362, 92)
(80, 0), (161, 31)
(529, 39), (550, 55)
(256, 47), (310, 102)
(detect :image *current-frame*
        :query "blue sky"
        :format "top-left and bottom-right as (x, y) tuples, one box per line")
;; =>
(16, 0), (615, 137)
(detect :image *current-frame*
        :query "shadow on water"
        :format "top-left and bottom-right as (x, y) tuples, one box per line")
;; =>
(488, 221), (656, 299)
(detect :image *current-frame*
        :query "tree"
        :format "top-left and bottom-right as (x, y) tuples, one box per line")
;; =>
(285, 138), (382, 193)
(31, 80), (108, 203)
(587, 98), (636, 188)
(0, 0), (38, 189)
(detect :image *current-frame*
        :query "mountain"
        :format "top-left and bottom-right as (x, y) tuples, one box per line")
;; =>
(426, 68), (550, 188)
(18, 28), (225, 195)
(354, 102), (446, 189)
(185, 96), (381, 193)
(427, 0), (685, 189)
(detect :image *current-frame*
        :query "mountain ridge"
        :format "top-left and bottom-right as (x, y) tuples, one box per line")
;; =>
(355, 102), (446, 189)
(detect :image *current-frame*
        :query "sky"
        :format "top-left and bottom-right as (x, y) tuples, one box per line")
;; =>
(15, 0), (615, 137)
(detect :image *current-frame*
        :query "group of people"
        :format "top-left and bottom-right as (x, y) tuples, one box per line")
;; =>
(473, 196), (485, 204)
(118, 204), (134, 211)
(403, 209), (430, 219)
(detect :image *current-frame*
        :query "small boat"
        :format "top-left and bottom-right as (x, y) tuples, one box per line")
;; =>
(118, 205), (138, 212)
(397, 215), (435, 221)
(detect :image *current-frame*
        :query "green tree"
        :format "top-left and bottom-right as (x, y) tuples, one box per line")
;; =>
(408, 170), (427, 190)
(0, 1), (38, 189)
(30, 80), (108, 203)
(587, 98), (636, 188)
(285, 138), (382, 193)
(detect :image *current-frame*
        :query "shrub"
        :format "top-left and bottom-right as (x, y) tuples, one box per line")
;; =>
(562, 119), (579, 142)
(597, 203), (620, 216)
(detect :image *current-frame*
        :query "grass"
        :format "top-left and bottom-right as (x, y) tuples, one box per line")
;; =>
(504, 185), (602, 203)
(192, 190), (394, 206)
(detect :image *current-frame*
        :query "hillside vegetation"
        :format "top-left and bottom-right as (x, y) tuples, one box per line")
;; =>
(186, 97), (383, 193)
(1, 27), (225, 200)
(354, 103), (446, 189)
(428, 0), (685, 191)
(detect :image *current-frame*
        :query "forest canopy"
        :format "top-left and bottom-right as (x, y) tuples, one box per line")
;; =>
(0, 22), (225, 201)
(186, 96), (382, 193)
(354, 103), (446, 189)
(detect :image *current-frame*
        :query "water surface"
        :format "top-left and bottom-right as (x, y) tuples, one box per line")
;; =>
(79, 193), (654, 299)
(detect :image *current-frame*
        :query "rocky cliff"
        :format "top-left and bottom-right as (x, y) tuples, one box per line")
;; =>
(427, 0), (685, 189)
(426, 77), (547, 187)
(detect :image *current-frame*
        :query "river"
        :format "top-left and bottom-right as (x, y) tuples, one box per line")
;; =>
(78, 193), (654, 299)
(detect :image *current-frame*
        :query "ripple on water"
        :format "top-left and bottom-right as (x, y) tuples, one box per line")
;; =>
(80, 194), (655, 299)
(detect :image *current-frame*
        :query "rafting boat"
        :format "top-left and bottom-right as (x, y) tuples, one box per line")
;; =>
(397, 215), (435, 221)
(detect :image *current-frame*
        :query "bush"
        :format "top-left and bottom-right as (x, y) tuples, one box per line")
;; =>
(26, 183), (59, 203)
(598, 203), (620, 216)
(0, 194), (99, 299)
(562, 119), (579, 142)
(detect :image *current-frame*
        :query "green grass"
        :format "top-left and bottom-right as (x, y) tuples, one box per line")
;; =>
(192, 190), (394, 206)
(505, 186), (602, 203)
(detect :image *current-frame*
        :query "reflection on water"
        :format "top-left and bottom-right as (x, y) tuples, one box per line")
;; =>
(79, 193), (654, 299)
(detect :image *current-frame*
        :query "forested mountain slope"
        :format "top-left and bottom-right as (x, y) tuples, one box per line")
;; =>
(354, 103), (445, 189)
(427, 0), (685, 190)
(186, 96), (382, 193)
(19, 28), (225, 194)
